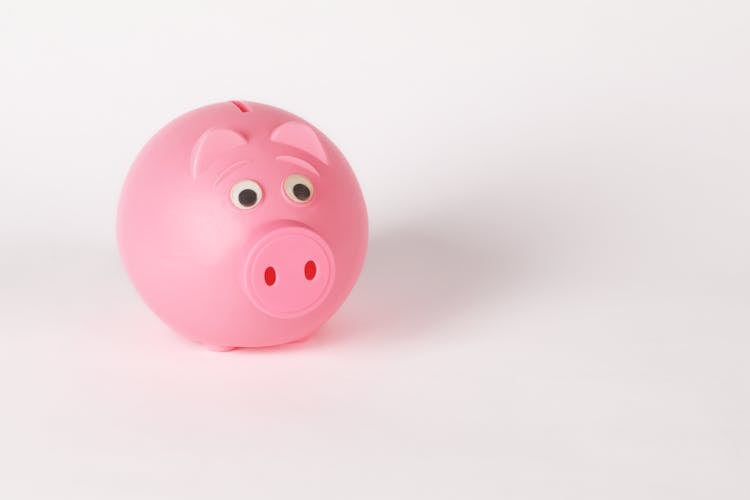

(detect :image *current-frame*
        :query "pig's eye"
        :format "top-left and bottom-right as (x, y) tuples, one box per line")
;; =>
(230, 180), (263, 209)
(284, 174), (314, 203)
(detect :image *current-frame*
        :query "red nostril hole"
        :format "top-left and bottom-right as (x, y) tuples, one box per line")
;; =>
(304, 260), (316, 280)
(264, 267), (276, 286)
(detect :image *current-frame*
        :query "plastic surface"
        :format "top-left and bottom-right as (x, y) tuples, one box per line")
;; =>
(117, 101), (368, 349)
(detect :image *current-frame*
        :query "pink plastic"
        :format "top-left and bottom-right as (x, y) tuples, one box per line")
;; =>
(117, 101), (368, 349)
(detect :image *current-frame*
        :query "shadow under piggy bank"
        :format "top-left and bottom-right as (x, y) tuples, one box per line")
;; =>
(313, 212), (525, 347)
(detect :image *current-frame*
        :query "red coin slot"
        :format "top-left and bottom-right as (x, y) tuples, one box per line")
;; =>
(231, 100), (250, 112)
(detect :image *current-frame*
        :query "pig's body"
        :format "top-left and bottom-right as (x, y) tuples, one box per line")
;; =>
(117, 101), (368, 349)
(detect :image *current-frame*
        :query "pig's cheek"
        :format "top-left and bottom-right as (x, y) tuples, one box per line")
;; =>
(172, 186), (252, 265)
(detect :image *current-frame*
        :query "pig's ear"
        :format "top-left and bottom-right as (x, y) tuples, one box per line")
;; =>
(270, 121), (328, 164)
(191, 128), (247, 179)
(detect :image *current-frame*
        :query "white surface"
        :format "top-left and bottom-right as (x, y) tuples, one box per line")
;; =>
(1, 1), (749, 498)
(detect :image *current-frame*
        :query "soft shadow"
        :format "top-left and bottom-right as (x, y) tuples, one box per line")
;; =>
(310, 205), (535, 347)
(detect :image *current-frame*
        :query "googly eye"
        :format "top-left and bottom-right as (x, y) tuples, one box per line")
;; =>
(283, 174), (314, 203)
(230, 180), (263, 209)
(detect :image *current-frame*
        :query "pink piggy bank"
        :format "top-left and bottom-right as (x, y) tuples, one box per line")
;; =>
(117, 101), (368, 350)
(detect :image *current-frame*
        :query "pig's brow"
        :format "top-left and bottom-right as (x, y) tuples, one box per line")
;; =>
(275, 155), (319, 175)
(214, 160), (250, 186)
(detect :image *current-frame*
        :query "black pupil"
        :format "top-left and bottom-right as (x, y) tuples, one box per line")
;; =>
(238, 189), (257, 207)
(293, 183), (311, 201)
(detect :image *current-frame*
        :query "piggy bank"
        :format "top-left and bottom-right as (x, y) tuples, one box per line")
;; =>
(117, 101), (368, 350)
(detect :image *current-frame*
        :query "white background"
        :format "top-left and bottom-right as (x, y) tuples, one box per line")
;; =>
(1, 1), (748, 498)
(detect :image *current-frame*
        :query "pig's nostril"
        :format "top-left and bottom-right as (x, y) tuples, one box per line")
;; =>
(264, 267), (276, 286)
(304, 260), (316, 280)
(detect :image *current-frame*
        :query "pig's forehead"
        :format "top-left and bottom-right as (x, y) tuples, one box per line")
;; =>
(216, 141), (326, 171)
(178, 102), (337, 180)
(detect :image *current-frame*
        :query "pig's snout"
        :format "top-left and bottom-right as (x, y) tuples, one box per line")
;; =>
(244, 226), (334, 318)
